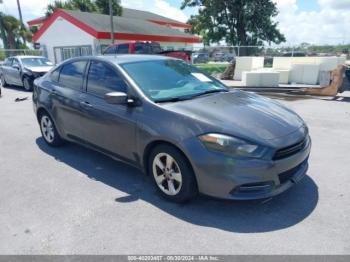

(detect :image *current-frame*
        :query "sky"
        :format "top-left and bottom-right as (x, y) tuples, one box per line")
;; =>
(1, 0), (350, 46)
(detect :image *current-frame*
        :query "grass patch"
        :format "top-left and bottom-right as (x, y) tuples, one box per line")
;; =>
(196, 63), (228, 76)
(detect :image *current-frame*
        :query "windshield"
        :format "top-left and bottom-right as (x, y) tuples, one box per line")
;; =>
(21, 57), (53, 67)
(122, 60), (228, 102)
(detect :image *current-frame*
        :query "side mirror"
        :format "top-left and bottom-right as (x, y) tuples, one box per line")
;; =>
(105, 92), (129, 105)
(13, 64), (20, 70)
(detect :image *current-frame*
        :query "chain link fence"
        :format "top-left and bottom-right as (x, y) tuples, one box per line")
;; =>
(192, 45), (349, 76)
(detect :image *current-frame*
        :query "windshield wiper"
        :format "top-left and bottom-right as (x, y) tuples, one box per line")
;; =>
(154, 89), (228, 103)
(154, 96), (191, 103)
(190, 89), (229, 98)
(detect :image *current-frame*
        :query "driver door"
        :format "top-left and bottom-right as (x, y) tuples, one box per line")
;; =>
(7, 58), (22, 85)
(78, 60), (138, 163)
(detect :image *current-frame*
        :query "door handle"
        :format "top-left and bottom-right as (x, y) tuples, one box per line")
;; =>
(80, 101), (93, 109)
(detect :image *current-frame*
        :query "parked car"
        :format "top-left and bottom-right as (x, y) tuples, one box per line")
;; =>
(0, 56), (54, 91)
(33, 55), (311, 203)
(192, 53), (209, 64)
(212, 52), (225, 62)
(223, 53), (235, 62)
(282, 51), (307, 57)
(103, 41), (192, 63)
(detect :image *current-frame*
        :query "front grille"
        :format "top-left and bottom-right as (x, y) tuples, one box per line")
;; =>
(273, 136), (308, 160)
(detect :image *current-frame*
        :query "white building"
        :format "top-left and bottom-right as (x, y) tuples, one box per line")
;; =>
(28, 8), (201, 63)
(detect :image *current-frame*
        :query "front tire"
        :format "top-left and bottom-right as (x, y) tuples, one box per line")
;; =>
(23, 76), (33, 91)
(39, 112), (64, 147)
(148, 144), (198, 203)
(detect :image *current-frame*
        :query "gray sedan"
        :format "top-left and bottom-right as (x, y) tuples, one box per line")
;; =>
(33, 55), (311, 202)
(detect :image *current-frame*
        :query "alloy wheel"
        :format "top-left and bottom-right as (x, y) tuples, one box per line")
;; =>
(152, 153), (183, 196)
(41, 115), (55, 143)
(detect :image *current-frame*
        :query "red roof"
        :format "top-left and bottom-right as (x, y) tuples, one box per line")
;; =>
(31, 9), (200, 43)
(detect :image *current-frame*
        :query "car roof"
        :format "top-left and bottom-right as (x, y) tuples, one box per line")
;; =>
(11, 55), (47, 59)
(80, 55), (176, 65)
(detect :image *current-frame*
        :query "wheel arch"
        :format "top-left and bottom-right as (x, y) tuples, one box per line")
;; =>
(142, 140), (196, 178)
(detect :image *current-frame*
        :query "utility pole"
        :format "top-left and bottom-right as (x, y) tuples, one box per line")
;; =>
(16, 0), (26, 46)
(16, 0), (23, 25)
(109, 0), (115, 44)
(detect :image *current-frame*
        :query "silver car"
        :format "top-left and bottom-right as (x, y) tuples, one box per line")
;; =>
(33, 55), (311, 203)
(0, 56), (53, 91)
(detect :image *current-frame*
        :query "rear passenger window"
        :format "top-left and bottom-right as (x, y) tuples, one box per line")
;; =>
(117, 44), (129, 54)
(87, 61), (128, 98)
(59, 61), (87, 91)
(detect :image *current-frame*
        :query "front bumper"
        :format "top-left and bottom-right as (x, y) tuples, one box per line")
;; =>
(185, 135), (311, 200)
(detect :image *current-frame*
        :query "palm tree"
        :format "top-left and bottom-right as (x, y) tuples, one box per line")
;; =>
(46, 1), (71, 17)
(0, 12), (31, 49)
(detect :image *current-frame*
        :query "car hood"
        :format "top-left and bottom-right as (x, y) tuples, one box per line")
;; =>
(25, 66), (53, 73)
(162, 91), (305, 142)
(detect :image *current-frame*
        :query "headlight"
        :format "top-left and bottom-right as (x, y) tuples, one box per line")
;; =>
(199, 133), (268, 158)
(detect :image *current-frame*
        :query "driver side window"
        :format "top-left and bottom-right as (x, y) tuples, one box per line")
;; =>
(86, 61), (128, 98)
(12, 58), (20, 68)
(4, 58), (13, 66)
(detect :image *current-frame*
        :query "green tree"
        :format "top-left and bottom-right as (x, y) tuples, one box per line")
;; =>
(95, 0), (122, 15)
(46, 0), (72, 17)
(45, 0), (122, 17)
(0, 12), (32, 49)
(181, 0), (286, 52)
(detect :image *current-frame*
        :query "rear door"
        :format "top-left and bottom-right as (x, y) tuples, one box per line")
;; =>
(78, 60), (138, 162)
(50, 60), (88, 140)
(1, 58), (13, 84)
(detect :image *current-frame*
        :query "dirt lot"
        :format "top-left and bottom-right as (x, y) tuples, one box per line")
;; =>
(0, 86), (349, 254)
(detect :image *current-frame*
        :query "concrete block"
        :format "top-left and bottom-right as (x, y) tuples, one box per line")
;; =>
(234, 57), (264, 80)
(242, 71), (280, 87)
(275, 69), (290, 84)
(242, 71), (260, 86)
(260, 72), (280, 87)
(302, 64), (320, 85)
(316, 57), (338, 71)
(290, 64), (304, 84)
(273, 57), (292, 70)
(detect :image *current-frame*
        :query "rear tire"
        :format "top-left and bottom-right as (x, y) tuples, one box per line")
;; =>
(0, 74), (8, 87)
(23, 76), (33, 91)
(148, 144), (198, 203)
(39, 111), (64, 147)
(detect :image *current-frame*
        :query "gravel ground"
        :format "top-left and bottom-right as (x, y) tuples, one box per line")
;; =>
(0, 86), (349, 255)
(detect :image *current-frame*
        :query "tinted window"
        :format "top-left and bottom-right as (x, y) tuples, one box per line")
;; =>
(50, 68), (60, 82)
(87, 61), (128, 98)
(135, 44), (150, 54)
(117, 44), (129, 54)
(4, 58), (13, 66)
(151, 43), (162, 54)
(59, 61), (87, 91)
(104, 45), (117, 55)
(12, 58), (20, 67)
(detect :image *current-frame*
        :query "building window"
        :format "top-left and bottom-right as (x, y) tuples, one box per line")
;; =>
(54, 45), (92, 63)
